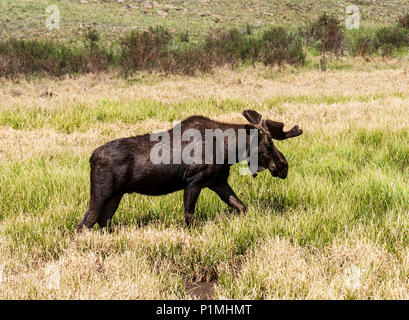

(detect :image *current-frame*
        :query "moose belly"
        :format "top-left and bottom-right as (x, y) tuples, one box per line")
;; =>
(130, 182), (185, 196)
(126, 166), (187, 196)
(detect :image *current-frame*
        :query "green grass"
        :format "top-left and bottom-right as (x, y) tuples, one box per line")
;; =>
(1, 91), (408, 133)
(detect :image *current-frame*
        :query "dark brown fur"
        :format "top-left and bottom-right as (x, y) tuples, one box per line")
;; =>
(76, 110), (302, 231)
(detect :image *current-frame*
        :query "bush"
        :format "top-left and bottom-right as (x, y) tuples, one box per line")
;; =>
(398, 13), (409, 29)
(84, 28), (100, 51)
(346, 26), (408, 57)
(203, 28), (257, 65)
(380, 43), (395, 57)
(375, 26), (408, 48)
(307, 13), (345, 54)
(348, 32), (377, 56)
(120, 26), (172, 73)
(160, 47), (214, 76)
(259, 27), (305, 66)
(0, 39), (111, 78)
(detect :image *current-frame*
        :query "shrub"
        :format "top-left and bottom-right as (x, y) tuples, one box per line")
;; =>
(120, 26), (172, 73)
(160, 47), (214, 76)
(349, 32), (377, 56)
(84, 28), (100, 51)
(0, 39), (111, 78)
(380, 43), (395, 57)
(203, 28), (257, 65)
(307, 13), (345, 54)
(259, 27), (305, 66)
(375, 26), (408, 48)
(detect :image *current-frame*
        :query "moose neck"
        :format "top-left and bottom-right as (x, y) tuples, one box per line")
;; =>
(224, 124), (258, 165)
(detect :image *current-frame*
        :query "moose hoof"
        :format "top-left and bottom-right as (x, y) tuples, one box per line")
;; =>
(75, 224), (86, 233)
(185, 213), (194, 227)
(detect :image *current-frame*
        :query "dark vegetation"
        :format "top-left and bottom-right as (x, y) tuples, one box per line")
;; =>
(305, 13), (345, 55)
(1, 13), (408, 78)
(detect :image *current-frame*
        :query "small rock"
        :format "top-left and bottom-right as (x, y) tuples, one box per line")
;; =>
(157, 10), (168, 17)
(80, 0), (88, 3)
(153, 1), (161, 7)
(128, 4), (138, 9)
(163, 4), (178, 10)
(117, 0), (125, 3)
(144, 2), (153, 9)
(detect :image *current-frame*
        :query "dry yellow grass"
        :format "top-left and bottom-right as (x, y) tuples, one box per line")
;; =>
(0, 226), (196, 299)
(1, 62), (409, 110)
(0, 120), (170, 162)
(215, 237), (409, 299)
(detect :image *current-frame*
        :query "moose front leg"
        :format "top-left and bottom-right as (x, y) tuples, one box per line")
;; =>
(183, 184), (202, 226)
(210, 182), (246, 213)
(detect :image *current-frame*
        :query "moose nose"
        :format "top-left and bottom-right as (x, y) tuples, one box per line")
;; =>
(269, 165), (287, 179)
(278, 170), (287, 179)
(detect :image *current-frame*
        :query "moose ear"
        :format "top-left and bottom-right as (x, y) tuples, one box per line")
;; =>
(242, 109), (262, 125)
(265, 120), (303, 140)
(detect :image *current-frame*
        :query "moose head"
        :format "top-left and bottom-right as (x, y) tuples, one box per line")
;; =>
(243, 109), (303, 179)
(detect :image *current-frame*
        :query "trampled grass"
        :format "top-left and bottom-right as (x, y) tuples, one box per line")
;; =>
(1, 64), (409, 299)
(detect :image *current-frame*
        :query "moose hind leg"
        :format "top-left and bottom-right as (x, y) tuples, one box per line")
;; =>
(76, 173), (116, 232)
(76, 197), (105, 232)
(98, 194), (123, 229)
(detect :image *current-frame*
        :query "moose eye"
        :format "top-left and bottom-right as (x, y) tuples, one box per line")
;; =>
(266, 143), (275, 153)
(267, 139), (275, 147)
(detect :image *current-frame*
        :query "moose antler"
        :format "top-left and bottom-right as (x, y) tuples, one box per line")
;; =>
(242, 109), (303, 140)
(242, 109), (263, 125)
(264, 120), (303, 140)
(242, 109), (270, 136)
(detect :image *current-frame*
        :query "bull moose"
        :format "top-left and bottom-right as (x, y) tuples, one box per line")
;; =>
(76, 109), (303, 232)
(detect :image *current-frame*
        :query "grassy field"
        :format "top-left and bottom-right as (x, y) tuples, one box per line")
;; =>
(2, 0), (409, 42)
(1, 60), (409, 299)
(1, 0), (409, 300)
